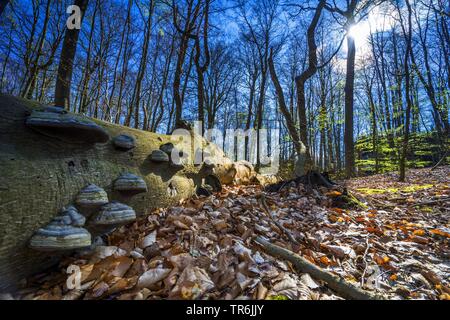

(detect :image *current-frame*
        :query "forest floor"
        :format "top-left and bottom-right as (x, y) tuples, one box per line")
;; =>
(11, 166), (450, 300)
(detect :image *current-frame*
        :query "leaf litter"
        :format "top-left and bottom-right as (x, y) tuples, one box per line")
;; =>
(13, 166), (450, 300)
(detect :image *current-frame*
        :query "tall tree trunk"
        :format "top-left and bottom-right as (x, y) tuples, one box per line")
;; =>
(54, 0), (89, 109)
(125, 0), (154, 129)
(195, 0), (211, 134)
(295, 0), (326, 167)
(105, 0), (132, 122)
(78, 0), (98, 114)
(22, 0), (51, 99)
(268, 49), (305, 158)
(0, 0), (9, 15)
(399, 0), (413, 182)
(172, 0), (201, 129)
(344, 24), (356, 178)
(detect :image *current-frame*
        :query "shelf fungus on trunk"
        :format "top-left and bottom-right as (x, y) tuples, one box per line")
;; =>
(92, 202), (137, 226)
(25, 109), (109, 144)
(150, 150), (169, 163)
(113, 173), (148, 195)
(159, 143), (175, 155)
(58, 205), (86, 227)
(29, 207), (92, 251)
(113, 134), (136, 151)
(160, 143), (187, 170)
(75, 184), (109, 210)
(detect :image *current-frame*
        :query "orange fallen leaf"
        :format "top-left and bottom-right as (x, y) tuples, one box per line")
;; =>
(373, 254), (390, 266)
(326, 191), (342, 198)
(430, 229), (450, 238)
(366, 226), (384, 236)
(439, 293), (450, 300)
(328, 214), (339, 223)
(390, 274), (398, 281)
(319, 256), (331, 265)
(331, 207), (344, 214)
(356, 216), (366, 223)
(410, 235), (429, 244)
(413, 229), (425, 236)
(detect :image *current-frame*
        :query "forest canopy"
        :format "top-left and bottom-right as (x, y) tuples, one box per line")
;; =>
(0, 0), (448, 177)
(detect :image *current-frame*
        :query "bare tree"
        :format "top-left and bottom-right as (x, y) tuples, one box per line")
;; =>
(54, 0), (89, 109)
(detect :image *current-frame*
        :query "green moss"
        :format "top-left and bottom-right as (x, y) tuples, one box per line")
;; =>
(355, 131), (448, 174)
(356, 184), (433, 195)
(268, 295), (289, 300)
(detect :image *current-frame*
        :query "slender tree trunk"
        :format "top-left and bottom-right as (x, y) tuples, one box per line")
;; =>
(22, 0), (51, 99)
(268, 49), (305, 157)
(344, 27), (356, 178)
(125, 0), (154, 129)
(399, 0), (413, 182)
(105, 0), (131, 122)
(54, 0), (89, 109)
(78, 0), (98, 114)
(195, 0), (211, 134)
(0, 0), (9, 15)
(295, 0), (326, 167)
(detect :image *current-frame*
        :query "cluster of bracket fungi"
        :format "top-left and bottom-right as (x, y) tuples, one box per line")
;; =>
(25, 106), (222, 252)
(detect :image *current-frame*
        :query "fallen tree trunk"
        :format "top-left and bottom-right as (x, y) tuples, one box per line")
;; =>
(0, 94), (229, 292)
(254, 236), (384, 300)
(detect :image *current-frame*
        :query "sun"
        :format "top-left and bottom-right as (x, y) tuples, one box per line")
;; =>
(347, 24), (370, 46)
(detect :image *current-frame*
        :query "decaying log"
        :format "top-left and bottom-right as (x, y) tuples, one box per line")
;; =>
(0, 94), (231, 292)
(254, 236), (385, 300)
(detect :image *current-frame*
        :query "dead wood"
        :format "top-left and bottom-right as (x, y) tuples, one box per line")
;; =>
(257, 194), (300, 246)
(254, 236), (385, 300)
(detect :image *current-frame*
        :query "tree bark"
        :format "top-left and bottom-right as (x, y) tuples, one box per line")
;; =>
(399, 0), (413, 182)
(295, 0), (326, 167)
(0, 0), (9, 16)
(54, 0), (89, 110)
(268, 49), (306, 158)
(344, 28), (356, 178)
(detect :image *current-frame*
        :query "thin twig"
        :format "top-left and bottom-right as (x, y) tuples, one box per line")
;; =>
(257, 193), (300, 246)
(360, 237), (371, 288)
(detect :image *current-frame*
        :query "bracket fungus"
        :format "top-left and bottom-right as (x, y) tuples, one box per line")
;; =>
(57, 205), (86, 227)
(159, 143), (175, 155)
(75, 184), (109, 209)
(29, 226), (91, 251)
(113, 134), (136, 151)
(92, 202), (137, 226)
(29, 206), (91, 251)
(150, 150), (169, 163)
(43, 106), (68, 114)
(160, 143), (187, 168)
(113, 173), (148, 195)
(25, 109), (109, 144)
